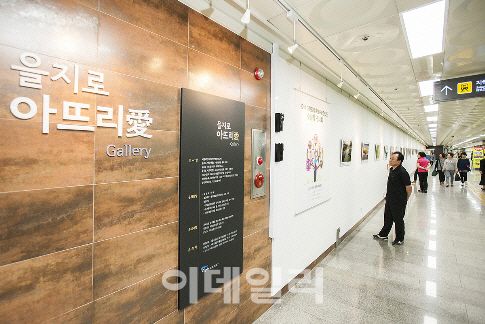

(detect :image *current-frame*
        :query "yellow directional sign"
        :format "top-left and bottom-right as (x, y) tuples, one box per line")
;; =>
(457, 81), (472, 94)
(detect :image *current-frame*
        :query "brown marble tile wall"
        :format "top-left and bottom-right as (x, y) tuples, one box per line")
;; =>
(0, 0), (271, 323)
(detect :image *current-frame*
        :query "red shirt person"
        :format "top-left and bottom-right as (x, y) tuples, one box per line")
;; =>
(416, 152), (430, 193)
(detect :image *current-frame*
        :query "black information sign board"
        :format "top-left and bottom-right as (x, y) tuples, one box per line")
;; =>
(178, 89), (245, 310)
(433, 74), (485, 102)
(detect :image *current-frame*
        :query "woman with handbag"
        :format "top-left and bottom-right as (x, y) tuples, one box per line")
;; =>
(434, 153), (446, 185)
(443, 153), (457, 187)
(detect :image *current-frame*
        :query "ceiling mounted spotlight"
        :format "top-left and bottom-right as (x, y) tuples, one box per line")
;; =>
(241, 0), (250, 24)
(354, 91), (360, 99)
(337, 65), (343, 88)
(288, 43), (299, 54)
(288, 20), (299, 54)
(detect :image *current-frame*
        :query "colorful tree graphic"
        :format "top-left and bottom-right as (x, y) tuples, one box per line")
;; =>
(306, 134), (324, 182)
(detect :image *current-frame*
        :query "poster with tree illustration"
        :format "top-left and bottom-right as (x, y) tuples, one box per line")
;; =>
(295, 90), (331, 215)
(306, 134), (324, 182)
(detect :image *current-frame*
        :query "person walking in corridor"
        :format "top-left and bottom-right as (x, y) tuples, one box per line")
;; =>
(416, 152), (430, 193)
(480, 157), (485, 191)
(457, 152), (471, 186)
(435, 153), (446, 185)
(443, 153), (457, 187)
(374, 152), (412, 245)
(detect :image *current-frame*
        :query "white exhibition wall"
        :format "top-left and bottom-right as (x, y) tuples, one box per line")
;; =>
(269, 46), (424, 294)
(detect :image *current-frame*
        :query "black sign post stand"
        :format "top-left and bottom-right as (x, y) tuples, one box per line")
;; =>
(178, 89), (245, 310)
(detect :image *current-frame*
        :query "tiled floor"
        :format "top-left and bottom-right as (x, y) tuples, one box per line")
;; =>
(254, 170), (485, 324)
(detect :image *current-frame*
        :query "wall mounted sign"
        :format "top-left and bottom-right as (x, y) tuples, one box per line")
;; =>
(472, 147), (483, 169)
(178, 89), (245, 309)
(433, 74), (485, 102)
(8, 52), (154, 155)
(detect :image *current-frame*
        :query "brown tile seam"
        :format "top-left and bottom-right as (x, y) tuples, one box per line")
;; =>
(94, 220), (179, 243)
(40, 265), (178, 324)
(216, 255), (273, 324)
(0, 221), (179, 269)
(82, 0), (190, 49)
(0, 118), (180, 133)
(40, 301), (93, 324)
(0, 242), (93, 269)
(272, 199), (385, 301)
(0, 177), (179, 194)
(152, 309), (179, 324)
(0, 42), (185, 90)
(242, 226), (269, 239)
(92, 78), (97, 304)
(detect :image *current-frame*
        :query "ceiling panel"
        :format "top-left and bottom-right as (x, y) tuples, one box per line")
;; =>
(410, 52), (444, 81)
(394, 0), (437, 13)
(447, 0), (485, 30)
(250, 0), (287, 21)
(323, 15), (406, 53)
(293, 0), (399, 38)
(267, 13), (318, 45)
(182, 0), (485, 147)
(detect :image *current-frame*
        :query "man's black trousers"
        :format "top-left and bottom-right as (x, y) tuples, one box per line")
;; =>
(378, 202), (406, 242)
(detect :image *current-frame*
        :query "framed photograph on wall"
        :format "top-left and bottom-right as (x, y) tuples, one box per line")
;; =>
(361, 142), (369, 163)
(375, 144), (380, 160)
(340, 139), (352, 166)
(384, 146), (388, 160)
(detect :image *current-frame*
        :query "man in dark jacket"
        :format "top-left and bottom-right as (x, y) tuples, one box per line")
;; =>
(457, 152), (471, 186)
(374, 152), (412, 245)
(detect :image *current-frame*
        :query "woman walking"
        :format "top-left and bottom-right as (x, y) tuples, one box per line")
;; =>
(435, 153), (446, 185)
(416, 152), (430, 193)
(443, 153), (457, 187)
(457, 152), (471, 186)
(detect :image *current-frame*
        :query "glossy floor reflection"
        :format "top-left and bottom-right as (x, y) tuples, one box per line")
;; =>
(254, 170), (485, 324)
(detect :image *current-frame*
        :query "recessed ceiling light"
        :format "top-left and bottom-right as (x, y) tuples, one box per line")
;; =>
(429, 123), (437, 127)
(424, 104), (439, 112)
(402, 0), (446, 59)
(419, 80), (439, 97)
(427, 116), (438, 121)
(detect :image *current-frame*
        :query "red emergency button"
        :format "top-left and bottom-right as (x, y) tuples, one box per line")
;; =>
(254, 173), (264, 188)
(257, 157), (264, 166)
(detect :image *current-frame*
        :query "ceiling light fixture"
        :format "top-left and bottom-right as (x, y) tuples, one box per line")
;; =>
(428, 123), (437, 127)
(288, 19), (299, 54)
(337, 63), (344, 88)
(354, 91), (360, 99)
(241, 0), (250, 24)
(424, 104), (439, 112)
(419, 80), (439, 97)
(427, 116), (438, 121)
(402, 0), (446, 58)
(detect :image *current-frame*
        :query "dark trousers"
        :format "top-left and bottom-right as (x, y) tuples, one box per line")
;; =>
(418, 172), (428, 191)
(438, 170), (445, 183)
(379, 202), (406, 241)
(413, 168), (418, 181)
(459, 171), (467, 183)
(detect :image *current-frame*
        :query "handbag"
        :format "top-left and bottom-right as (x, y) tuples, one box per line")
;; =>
(432, 170), (438, 176)
(454, 173), (460, 181)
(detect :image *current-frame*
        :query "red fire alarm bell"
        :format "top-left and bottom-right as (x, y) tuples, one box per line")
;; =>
(254, 173), (264, 188)
(254, 68), (264, 80)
